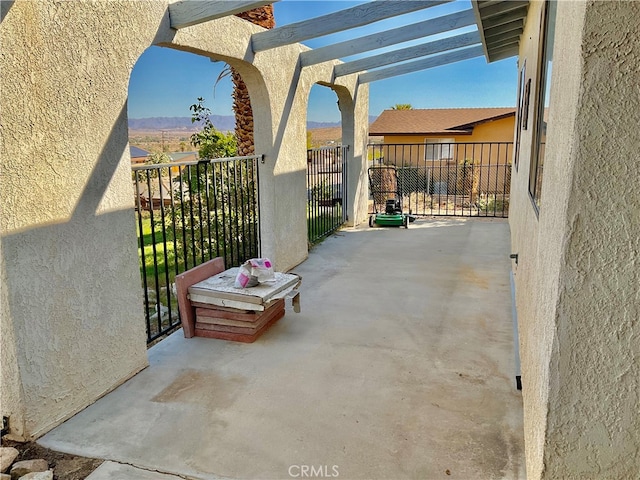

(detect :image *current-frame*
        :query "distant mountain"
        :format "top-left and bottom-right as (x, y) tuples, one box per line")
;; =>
(128, 115), (235, 132)
(129, 115), (378, 132)
(307, 121), (341, 129)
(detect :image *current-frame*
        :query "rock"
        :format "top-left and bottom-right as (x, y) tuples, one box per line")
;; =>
(17, 471), (53, 480)
(9, 459), (48, 480)
(2, 474), (11, 480)
(0, 447), (19, 473)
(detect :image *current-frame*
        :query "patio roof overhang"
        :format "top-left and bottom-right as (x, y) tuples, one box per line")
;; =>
(472, 0), (530, 62)
(168, 0), (529, 82)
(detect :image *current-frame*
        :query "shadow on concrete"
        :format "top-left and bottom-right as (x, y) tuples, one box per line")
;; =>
(39, 218), (525, 480)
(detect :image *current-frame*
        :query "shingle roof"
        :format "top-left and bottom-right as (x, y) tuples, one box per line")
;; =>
(369, 107), (515, 136)
(130, 146), (151, 158)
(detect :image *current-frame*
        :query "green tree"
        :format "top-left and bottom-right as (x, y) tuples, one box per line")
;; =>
(146, 152), (171, 168)
(391, 104), (413, 110)
(189, 98), (237, 159)
(158, 99), (258, 271)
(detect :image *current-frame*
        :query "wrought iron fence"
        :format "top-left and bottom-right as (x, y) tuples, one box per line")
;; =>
(132, 155), (261, 344)
(307, 146), (349, 244)
(368, 142), (512, 217)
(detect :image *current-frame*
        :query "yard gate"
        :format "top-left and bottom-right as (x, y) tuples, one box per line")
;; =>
(307, 146), (349, 243)
(368, 142), (512, 218)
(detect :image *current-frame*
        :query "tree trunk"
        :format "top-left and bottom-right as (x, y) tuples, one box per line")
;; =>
(233, 6), (275, 156)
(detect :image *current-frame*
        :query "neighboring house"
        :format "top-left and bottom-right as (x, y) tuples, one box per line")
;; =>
(370, 108), (515, 194)
(133, 151), (198, 210)
(370, 107), (515, 148)
(168, 151), (198, 163)
(130, 145), (151, 164)
(130, 148), (198, 167)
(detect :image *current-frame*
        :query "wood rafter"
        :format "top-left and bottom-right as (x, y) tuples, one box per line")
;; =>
(300, 8), (476, 67)
(169, 0), (278, 29)
(251, 0), (451, 53)
(473, 0), (528, 62)
(334, 31), (481, 77)
(358, 45), (485, 83)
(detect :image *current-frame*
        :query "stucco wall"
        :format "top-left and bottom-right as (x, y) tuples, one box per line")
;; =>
(0, 0), (170, 440)
(509, 1), (640, 478)
(508, 2), (552, 476)
(0, 0), (368, 439)
(470, 116), (515, 143)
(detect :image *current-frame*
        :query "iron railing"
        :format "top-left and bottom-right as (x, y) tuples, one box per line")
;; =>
(368, 142), (512, 218)
(133, 155), (261, 344)
(307, 146), (348, 244)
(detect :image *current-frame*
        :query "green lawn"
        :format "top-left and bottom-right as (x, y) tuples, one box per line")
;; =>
(137, 216), (176, 281)
(307, 203), (344, 245)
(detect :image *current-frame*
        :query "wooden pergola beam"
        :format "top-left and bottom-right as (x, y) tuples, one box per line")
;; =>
(334, 31), (481, 77)
(169, 0), (279, 30)
(251, 0), (451, 53)
(300, 8), (476, 67)
(358, 45), (485, 83)
(478, 0), (528, 19)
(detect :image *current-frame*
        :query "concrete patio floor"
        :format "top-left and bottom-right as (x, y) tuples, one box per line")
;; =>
(40, 218), (525, 480)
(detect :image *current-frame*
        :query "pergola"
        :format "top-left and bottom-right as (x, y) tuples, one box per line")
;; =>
(168, 0), (529, 80)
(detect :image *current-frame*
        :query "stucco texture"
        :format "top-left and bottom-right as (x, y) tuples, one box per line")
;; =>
(1, 0), (368, 439)
(509, 1), (640, 478)
(543, 1), (640, 477)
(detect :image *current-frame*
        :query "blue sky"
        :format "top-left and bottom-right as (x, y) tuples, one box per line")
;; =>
(127, 0), (518, 122)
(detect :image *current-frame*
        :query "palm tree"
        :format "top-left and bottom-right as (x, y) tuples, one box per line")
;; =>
(391, 104), (413, 110)
(233, 6), (275, 156)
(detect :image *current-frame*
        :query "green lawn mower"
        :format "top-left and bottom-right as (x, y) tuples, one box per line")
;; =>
(368, 165), (415, 228)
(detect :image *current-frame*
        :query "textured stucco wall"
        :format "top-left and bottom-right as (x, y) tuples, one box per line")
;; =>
(1, 0), (368, 439)
(509, 2), (562, 476)
(543, 1), (640, 477)
(509, 1), (640, 478)
(0, 0), (172, 439)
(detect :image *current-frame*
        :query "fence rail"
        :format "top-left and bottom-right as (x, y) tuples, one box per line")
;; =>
(368, 142), (512, 218)
(307, 146), (349, 244)
(133, 155), (261, 344)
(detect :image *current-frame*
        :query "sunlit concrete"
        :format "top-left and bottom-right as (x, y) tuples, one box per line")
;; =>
(41, 218), (524, 480)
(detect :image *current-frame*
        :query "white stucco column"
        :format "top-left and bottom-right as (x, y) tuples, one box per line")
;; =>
(0, 0), (178, 439)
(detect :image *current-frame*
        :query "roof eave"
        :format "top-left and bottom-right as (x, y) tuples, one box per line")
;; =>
(451, 111), (516, 130)
(370, 131), (473, 137)
(472, 0), (529, 63)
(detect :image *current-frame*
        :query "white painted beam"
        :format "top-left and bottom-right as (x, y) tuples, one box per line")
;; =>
(300, 8), (476, 67)
(358, 45), (484, 83)
(489, 48), (518, 62)
(169, 0), (278, 30)
(484, 20), (524, 38)
(251, 0), (451, 52)
(471, 0), (491, 61)
(484, 28), (522, 44)
(334, 31), (481, 77)
(478, 1), (528, 19)
(482, 10), (525, 30)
